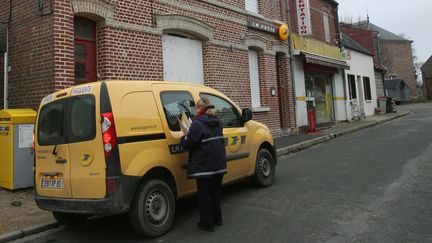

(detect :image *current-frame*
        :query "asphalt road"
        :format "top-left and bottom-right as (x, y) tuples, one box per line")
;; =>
(18, 103), (432, 243)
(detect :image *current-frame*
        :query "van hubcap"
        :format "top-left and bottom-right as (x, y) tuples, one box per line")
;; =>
(145, 190), (168, 226)
(259, 156), (271, 177)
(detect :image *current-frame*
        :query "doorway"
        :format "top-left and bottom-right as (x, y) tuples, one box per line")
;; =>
(74, 17), (97, 85)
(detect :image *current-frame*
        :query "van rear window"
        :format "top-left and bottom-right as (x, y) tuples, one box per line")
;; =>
(37, 95), (96, 146)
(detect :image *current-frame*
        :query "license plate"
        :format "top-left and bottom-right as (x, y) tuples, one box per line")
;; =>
(41, 178), (64, 189)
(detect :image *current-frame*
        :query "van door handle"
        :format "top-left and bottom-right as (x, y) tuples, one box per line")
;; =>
(56, 159), (67, 164)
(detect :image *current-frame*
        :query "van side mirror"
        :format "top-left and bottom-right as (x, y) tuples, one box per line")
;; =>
(241, 108), (252, 123)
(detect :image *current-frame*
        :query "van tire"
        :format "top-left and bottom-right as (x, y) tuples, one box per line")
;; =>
(52, 212), (88, 226)
(129, 179), (175, 238)
(252, 148), (275, 187)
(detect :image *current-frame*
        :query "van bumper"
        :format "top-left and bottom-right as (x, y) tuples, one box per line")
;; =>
(34, 175), (140, 215)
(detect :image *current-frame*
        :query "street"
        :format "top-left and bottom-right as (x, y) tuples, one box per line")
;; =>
(19, 103), (432, 243)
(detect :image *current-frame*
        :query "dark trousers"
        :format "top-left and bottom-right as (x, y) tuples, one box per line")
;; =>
(196, 175), (223, 226)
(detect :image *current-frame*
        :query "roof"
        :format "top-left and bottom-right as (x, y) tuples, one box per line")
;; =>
(420, 55), (432, 77)
(384, 79), (407, 90)
(350, 21), (412, 42)
(341, 33), (373, 56)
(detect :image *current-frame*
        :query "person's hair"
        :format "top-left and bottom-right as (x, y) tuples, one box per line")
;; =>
(196, 98), (216, 116)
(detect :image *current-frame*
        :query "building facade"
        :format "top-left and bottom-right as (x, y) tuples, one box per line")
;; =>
(0, 0), (298, 137)
(341, 33), (377, 119)
(420, 55), (432, 100)
(288, 0), (348, 131)
(345, 20), (417, 100)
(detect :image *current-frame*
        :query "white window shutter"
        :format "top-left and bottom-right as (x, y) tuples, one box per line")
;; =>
(245, 0), (258, 13)
(162, 35), (204, 85)
(248, 50), (261, 108)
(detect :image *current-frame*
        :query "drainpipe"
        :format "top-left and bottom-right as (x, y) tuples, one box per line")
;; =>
(3, 28), (8, 109)
(284, 0), (297, 130)
(334, 5), (349, 121)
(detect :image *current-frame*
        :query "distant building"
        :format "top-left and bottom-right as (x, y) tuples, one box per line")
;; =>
(421, 55), (432, 100)
(341, 33), (378, 118)
(342, 20), (417, 100)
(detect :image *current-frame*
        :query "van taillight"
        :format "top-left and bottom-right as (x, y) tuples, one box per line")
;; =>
(101, 112), (117, 157)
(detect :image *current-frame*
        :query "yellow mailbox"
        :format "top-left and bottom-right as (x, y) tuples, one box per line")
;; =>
(0, 109), (37, 190)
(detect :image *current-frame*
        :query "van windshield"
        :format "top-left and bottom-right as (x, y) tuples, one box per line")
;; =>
(37, 95), (96, 146)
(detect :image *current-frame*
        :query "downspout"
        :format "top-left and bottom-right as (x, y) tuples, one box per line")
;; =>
(2, 0), (12, 109)
(284, 0), (297, 130)
(3, 28), (8, 109)
(334, 5), (349, 121)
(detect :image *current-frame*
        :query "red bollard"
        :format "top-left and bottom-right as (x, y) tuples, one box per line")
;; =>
(308, 109), (317, 133)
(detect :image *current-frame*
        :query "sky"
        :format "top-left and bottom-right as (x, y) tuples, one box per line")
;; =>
(338, 0), (431, 64)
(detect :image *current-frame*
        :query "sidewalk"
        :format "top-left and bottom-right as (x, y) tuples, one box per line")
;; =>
(0, 110), (411, 243)
(275, 110), (410, 157)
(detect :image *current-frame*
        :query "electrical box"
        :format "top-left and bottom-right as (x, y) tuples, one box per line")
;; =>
(0, 109), (36, 190)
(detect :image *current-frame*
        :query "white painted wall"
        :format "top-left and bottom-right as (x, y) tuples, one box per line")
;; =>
(293, 57), (308, 127)
(333, 72), (348, 121)
(344, 49), (378, 117)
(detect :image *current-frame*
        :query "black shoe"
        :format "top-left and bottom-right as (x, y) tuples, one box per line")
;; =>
(214, 219), (222, 226)
(198, 222), (214, 232)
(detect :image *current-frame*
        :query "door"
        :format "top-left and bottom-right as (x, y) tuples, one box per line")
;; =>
(276, 53), (285, 128)
(199, 93), (250, 181)
(156, 87), (198, 195)
(312, 74), (334, 123)
(67, 94), (106, 198)
(74, 17), (97, 85)
(35, 99), (72, 198)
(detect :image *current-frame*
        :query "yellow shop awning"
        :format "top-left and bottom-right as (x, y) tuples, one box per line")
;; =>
(301, 51), (350, 70)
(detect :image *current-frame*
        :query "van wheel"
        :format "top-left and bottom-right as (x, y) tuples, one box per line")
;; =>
(252, 148), (275, 187)
(52, 212), (88, 226)
(129, 179), (175, 238)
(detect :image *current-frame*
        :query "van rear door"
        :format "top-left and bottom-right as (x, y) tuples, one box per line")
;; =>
(67, 92), (106, 199)
(36, 99), (72, 198)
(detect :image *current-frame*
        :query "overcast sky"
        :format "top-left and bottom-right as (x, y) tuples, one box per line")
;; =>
(338, 0), (430, 64)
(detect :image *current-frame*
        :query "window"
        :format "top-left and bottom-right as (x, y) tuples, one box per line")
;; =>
(69, 95), (96, 143)
(161, 92), (196, 131)
(74, 17), (97, 85)
(363, 77), (372, 101)
(37, 95), (96, 146)
(245, 0), (258, 13)
(323, 11), (331, 43)
(248, 49), (261, 108)
(200, 93), (242, 128)
(348, 74), (357, 99)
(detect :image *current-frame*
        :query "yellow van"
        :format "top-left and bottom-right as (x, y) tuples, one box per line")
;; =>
(34, 81), (276, 237)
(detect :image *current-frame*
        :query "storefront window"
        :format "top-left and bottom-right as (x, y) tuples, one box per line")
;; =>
(305, 73), (334, 123)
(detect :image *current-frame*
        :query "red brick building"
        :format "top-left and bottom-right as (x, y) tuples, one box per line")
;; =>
(0, 0), (298, 136)
(344, 20), (417, 100)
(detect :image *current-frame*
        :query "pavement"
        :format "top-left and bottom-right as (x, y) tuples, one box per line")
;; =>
(0, 108), (412, 243)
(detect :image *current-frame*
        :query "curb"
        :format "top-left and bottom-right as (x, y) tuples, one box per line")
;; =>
(276, 111), (410, 157)
(0, 221), (58, 243)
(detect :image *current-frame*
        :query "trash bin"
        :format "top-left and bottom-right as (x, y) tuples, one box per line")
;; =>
(386, 97), (392, 113)
(0, 109), (37, 190)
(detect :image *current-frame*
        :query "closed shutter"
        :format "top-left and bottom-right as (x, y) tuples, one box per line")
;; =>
(245, 0), (258, 13)
(162, 35), (204, 85)
(248, 50), (261, 108)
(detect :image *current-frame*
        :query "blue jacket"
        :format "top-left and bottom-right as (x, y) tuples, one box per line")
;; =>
(180, 114), (227, 178)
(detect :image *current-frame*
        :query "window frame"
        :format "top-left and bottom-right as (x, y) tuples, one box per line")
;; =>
(363, 77), (372, 101)
(322, 10), (331, 43)
(348, 74), (357, 99)
(199, 92), (243, 128)
(248, 49), (261, 108)
(160, 91), (196, 132)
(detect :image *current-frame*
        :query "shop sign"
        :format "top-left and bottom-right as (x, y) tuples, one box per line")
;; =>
(296, 0), (311, 35)
(247, 19), (278, 34)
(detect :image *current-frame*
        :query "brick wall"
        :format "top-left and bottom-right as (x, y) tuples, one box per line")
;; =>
(6, 0), (54, 109)
(5, 0), (296, 137)
(381, 41), (417, 99)
(289, 0), (339, 46)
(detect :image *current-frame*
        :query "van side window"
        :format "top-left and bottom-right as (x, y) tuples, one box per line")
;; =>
(200, 93), (242, 128)
(161, 92), (196, 131)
